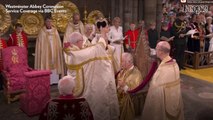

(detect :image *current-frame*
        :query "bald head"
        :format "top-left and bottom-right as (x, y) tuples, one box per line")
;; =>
(157, 41), (171, 54)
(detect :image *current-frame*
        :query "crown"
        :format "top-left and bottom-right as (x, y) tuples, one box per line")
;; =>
(96, 18), (108, 29)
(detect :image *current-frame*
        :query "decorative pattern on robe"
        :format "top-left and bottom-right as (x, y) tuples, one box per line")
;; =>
(8, 32), (28, 48)
(66, 38), (119, 120)
(134, 28), (151, 80)
(117, 66), (142, 120)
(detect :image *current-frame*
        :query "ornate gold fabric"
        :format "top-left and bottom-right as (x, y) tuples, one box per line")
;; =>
(11, 49), (19, 64)
(117, 67), (142, 90)
(18, 13), (44, 35)
(134, 28), (151, 80)
(52, 1), (79, 33)
(0, 40), (2, 49)
(0, 4), (11, 35)
(16, 34), (24, 47)
(117, 66), (142, 120)
(87, 10), (104, 24)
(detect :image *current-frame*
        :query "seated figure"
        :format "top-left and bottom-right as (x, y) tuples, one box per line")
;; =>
(117, 52), (142, 120)
(39, 76), (94, 120)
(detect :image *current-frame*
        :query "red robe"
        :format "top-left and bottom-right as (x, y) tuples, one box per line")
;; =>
(58, 94), (75, 99)
(8, 32), (28, 48)
(0, 39), (7, 72)
(124, 29), (139, 49)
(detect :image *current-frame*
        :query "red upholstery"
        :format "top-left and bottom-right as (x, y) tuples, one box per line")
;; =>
(0, 39), (7, 72)
(39, 98), (94, 120)
(1, 46), (51, 112)
(20, 70), (51, 116)
(2, 46), (29, 94)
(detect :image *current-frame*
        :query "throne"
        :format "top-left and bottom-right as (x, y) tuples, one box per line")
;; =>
(39, 98), (94, 120)
(1, 46), (51, 116)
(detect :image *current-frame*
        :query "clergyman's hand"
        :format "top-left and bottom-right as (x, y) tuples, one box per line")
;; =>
(118, 80), (125, 88)
(64, 42), (71, 49)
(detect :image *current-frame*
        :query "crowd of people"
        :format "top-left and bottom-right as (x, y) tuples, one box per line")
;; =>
(161, 2), (213, 67)
(0, 1), (213, 119)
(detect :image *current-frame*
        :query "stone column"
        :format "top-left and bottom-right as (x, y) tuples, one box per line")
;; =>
(118, 0), (124, 22)
(110, 0), (124, 25)
(110, 0), (116, 21)
(144, 0), (157, 26)
(123, 0), (140, 32)
(132, 0), (138, 23)
(138, 0), (145, 21)
(156, 0), (162, 33)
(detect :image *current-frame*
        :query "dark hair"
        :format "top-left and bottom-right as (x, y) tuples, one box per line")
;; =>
(161, 22), (168, 27)
(96, 19), (108, 29)
(15, 23), (22, 28)
(45, 14), (52, 21)
(176, 12), (186, 17)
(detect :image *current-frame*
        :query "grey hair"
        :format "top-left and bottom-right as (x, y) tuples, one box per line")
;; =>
(68, 32), (83, 44)
(58, 76), (75, 95)
(85, 24), (95, 33)
(85, 23), (93, 30)
(122, 52), (133, 64)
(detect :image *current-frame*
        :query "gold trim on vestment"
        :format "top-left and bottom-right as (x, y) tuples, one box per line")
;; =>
(160, 79), (180, 88)
(67, 56), (112, 70)
(0, 40), (2, 49)
(16, 34), (24, 47)
(67, 56), (112, 96)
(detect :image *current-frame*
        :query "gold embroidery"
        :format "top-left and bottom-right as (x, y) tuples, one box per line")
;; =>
(0, 40), (3, 49)
(174, 21), (186, 33)
(67, 56), (112, 97)
(11, 49), (19, 64)
(67, 56), (112, 70)
(16, 34), (24, 47)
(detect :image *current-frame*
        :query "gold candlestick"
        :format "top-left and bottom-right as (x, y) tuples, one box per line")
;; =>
(84, 6), (87, 24)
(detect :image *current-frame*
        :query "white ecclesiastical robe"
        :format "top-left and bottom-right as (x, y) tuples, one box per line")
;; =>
(63, 21), (85, 43)
(35, 27), (64, 84)
(108, 26), (124, 69)
(141, 56), (184, 120)
(63, 21), (85, 70)
(65, 38), (120, 120)
(91, 34), (119, 73)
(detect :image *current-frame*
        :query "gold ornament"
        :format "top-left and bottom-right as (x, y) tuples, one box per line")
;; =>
(18, 13), (44, 35)
(87, 10), (104, 24)
(0, 4), (11, 35)
(52, 1), (79, 33)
